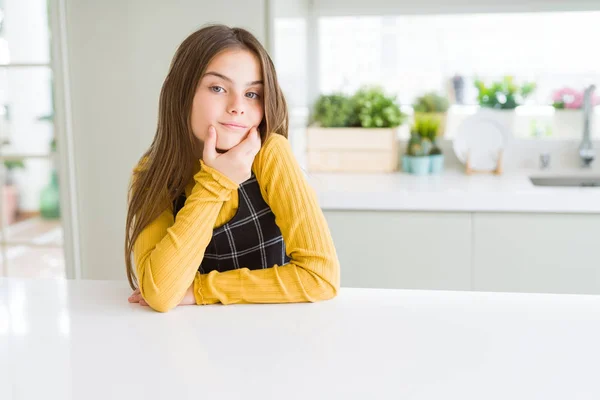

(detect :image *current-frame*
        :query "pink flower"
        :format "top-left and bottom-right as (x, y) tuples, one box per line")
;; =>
(552, 87), (582, 109)
(553, 87), (600, 109)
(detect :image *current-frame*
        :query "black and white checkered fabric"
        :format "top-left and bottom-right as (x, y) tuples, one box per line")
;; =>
(173, 173), (291, 273)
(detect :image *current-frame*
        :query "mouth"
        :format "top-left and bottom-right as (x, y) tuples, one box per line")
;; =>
(219, 122), (248, 131)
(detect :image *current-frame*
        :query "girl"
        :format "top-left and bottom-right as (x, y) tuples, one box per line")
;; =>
(125, 24), (340, 312)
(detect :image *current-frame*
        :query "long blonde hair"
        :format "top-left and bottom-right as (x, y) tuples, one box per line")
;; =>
(124, 24), (289, 289)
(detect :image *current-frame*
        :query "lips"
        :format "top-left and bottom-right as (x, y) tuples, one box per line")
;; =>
(219, 122), (247, 130)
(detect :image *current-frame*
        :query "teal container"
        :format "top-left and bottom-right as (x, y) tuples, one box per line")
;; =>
(409, 157), (431, 175)
(429, 154), (445, 174)
(401, 155), (412, 172)
(40, 169), (60, 219)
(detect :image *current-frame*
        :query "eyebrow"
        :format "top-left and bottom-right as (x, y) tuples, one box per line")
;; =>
(203, 71), (263, 86)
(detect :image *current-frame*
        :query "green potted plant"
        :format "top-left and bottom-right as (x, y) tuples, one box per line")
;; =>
(429, 141), (444, 174)
(40, 137), (60, 219)
(403, 133), (427, 174)
(309, 92), (356, 128)
(473, 76), (536, 136)
(403, 115), (441, 175)
(307, 86), (408, 173)
(474, 76), (536, 109)
(351, 86), (406, 128)
(412, 91), (449, 136)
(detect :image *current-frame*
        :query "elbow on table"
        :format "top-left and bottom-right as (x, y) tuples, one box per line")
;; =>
(303, 260), (340, 302)
(314, 281), (338, 302)
(140, 290), (180, 313)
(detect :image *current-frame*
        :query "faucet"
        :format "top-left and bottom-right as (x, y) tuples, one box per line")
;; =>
(579, 84), (596, 167)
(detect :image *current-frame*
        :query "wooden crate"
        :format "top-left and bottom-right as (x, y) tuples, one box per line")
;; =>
(307, 127), (399, 173)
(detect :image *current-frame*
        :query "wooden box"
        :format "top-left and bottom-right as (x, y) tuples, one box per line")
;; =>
(306, 127), (400, 173)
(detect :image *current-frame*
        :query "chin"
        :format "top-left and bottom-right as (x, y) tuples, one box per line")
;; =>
(216, 136), (243, 152)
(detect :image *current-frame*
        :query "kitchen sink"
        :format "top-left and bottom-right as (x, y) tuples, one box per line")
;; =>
(530, 176), (600, 187)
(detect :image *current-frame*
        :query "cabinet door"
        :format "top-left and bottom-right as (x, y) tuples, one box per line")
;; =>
(324, 211), (472, 291)
(473, 213), (600, 295)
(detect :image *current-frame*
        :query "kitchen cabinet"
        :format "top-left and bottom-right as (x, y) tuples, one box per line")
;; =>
(324, 211), (472, 291)
(325, 210), (600, 295)
(472, 213), (600, 295)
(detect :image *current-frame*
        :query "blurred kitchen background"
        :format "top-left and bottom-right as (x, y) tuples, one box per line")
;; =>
(1, 0), (599, 295)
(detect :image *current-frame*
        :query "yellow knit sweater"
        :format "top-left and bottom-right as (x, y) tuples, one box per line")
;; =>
(133, 134), (340, 312)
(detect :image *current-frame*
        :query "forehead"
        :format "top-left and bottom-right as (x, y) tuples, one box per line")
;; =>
(205, 48), (262, 82)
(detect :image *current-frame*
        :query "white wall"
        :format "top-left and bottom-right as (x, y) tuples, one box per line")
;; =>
(63, 0), (267, 280)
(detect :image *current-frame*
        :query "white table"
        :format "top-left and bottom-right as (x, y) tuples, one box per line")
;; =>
(1, 278), (600, 399)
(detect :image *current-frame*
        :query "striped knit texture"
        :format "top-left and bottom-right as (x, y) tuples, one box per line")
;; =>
(133, 134), (340, 312)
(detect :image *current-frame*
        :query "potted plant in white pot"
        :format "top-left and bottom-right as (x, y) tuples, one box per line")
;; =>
(403, 114), (442, 175)
(551, 87), (599, 139)
(412, 91), (449, 137)
(307, 86), (407, 173)
(474, 76), (536, 136)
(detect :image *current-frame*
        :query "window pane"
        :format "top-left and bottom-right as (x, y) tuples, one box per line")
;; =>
(0, 66), (54, 155)
(0, 0), (50, 64)
(275, 18), (308, 108)
(318, 12), (600, 105)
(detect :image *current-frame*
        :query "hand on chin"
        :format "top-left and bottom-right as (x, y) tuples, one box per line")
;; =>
(215, 132), (245, 154)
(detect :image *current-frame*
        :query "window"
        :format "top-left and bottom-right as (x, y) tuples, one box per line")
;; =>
(318, 12), (600, 106)
(0, 0), (65, 278)
(275, 10), (600, 141)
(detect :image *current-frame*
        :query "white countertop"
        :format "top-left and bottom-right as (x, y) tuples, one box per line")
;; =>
(308, 169), (600, 213)
(2, 278), (600, 399)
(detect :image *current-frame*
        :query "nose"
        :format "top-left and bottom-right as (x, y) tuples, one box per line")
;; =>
(228, 95), (245, 115)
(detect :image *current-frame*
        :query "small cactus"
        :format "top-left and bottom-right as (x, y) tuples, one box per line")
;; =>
(420, 137), (432, 155)
(429, 145), (442, 156)
(411, 114), (442, 156)
(408, 142), (425, 157)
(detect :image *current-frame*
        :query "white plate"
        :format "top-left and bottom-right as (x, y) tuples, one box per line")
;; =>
(452, 114), (509, 171)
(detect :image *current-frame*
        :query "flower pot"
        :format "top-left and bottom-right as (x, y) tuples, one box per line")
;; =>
(3, 184), (18, 225)
(401, 155), (411, 172)
(553, 109), (584, 139)
(429, 154), (444, 174)
(477, 108), (516, 138)
(409, 156), (431, 175)
(307, 127), (401, 173)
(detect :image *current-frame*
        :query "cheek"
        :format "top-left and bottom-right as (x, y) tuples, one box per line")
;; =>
(252, 102), (265, 126)
(191, 93), (218, 140)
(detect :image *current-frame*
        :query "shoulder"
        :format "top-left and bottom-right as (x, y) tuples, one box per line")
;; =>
(252, 132), (308, 193)
(253, 133), (293, 172)
(260, 132), (290, 153)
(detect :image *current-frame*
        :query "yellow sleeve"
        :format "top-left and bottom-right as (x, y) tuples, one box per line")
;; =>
(134, 161), (238, 312)
(195, 134), (340, 305)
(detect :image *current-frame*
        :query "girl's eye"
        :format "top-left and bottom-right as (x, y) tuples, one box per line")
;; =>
(210, 86), (225, 93)
(246, 92), (261, 100)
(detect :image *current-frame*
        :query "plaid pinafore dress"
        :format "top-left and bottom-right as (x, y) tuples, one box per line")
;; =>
(173, 173), (291, 273)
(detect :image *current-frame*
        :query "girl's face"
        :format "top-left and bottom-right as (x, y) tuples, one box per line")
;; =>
(191, 48), (264, 152)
